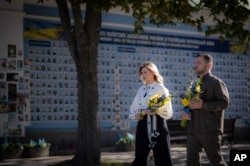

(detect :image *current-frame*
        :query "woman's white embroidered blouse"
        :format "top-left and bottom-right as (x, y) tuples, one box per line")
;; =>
(129, 82), (173, 120)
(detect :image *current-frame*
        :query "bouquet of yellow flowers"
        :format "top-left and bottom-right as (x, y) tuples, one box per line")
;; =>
(180, 78), (202, 127)
(140, 92), (174, 118)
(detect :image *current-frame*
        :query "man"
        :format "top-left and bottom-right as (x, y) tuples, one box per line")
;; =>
(187, 53), (230, 166)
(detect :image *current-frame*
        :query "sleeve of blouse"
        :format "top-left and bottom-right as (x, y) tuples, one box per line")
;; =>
(155, 86), (173, 120)
(129, 89), (140, 120)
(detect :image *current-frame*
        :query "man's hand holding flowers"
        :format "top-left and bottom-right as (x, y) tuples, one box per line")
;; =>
(180, 78), (202, 127)
(189, 99), (203, 110)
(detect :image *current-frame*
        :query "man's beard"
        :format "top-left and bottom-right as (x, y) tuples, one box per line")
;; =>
(194, 66), (206, 75)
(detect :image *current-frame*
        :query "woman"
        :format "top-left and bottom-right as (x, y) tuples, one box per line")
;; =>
(129, 62), (173, 166)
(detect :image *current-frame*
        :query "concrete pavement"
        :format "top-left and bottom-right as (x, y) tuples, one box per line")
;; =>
(0, 143), (249, 166)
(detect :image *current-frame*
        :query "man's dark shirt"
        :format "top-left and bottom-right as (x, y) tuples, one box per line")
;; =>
(188, 72), (230, 135)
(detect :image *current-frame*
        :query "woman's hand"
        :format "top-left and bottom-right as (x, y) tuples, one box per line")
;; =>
(135, 113), (142, 121)
(143, 110), (154, 115)
(135, 110), (154, 121)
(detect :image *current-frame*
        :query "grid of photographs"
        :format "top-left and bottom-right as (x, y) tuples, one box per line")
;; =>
(98, 44), (249, 129)
(213, 54), (249, 118)
(0, 44), (30, 137)
(22, 38), (249, 130)
(27, 40), (78, 126)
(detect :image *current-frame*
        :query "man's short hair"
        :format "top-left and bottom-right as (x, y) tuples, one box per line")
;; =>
(196, 53), (213, 64)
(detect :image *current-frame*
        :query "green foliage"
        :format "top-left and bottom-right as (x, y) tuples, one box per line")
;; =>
(6, 0), (250, 52)
(95, 0), (249, 50)
(1, 142), (24, 154)
(201, 0), (250, 42)
(230, 37), (250, 54)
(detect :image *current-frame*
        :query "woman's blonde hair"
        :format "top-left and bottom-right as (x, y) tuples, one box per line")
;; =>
(139, 62), (163, 84)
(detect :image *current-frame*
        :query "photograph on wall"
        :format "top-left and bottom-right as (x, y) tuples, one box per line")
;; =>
(8, 103), (17, 113)
(7, 59), (16, 70)
(8, 44), (16, 58)
(7, 73), (18, 82)
(0, 115), (8, 136)
(18, 75), (24, 83)
(17, 49), (23, 57)
(24, 68), (30, 78)
(0, 101), (8, 113)
(0, 82), (7, 101)
(0, 58), (7, 71)
(17, 93), (26, 105)
(17, 60), (23, 70)
(17, 104), (24, 114)
(8, 125), (23, 136)
(0, 73), (5, 81)
(18, 82), (25, 91)
(8, 113), (17, 126)
(8, 83), (17, 102)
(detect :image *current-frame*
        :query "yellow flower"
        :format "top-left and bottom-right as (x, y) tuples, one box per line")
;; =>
(181, 98), (190, 107)
(147, 93), (174, 113)
(148, 103), (154, 108)
(180, 78), (202, 127)
(195, 85), (201, 93)
(193, 94), (200, 101)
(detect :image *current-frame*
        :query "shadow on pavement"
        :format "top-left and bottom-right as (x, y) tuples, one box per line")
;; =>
(0, 143), (249, 166)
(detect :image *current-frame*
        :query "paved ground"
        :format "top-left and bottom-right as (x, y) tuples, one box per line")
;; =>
(0, 143), (249, 166)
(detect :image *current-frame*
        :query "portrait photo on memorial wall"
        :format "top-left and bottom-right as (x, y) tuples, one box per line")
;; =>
(7, 59), (16, 70)
(8, 83), (17, 102)
(0, 58), (7, 70)
(0, 73), (5, 81)
(8, 44), (16, 58)
(0, 82), (7, 99)
(6, 73), (19, 82)
(17, 60), (23, 70)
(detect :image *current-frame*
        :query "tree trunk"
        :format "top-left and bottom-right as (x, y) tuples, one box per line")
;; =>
(55, 0), (101, 165)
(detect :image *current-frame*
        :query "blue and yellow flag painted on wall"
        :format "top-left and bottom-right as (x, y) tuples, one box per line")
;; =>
(24, 19), (65, 40)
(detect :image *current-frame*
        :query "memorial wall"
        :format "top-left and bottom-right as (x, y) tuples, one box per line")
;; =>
(23, 18), (249, 131)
